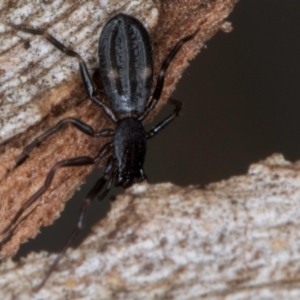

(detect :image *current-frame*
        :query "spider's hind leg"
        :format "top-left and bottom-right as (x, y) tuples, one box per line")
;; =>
(139, 28), (199, 122)
(10, 24), (117, 122)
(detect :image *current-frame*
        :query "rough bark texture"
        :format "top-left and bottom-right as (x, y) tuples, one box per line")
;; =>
(1, 154), (300, 299)
(0, 0), (237, 257)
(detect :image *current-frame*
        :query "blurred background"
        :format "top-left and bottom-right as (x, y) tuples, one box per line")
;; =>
(17, 0), (300, 257)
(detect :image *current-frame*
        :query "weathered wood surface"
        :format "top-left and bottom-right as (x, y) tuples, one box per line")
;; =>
(1, 154), (300, 299)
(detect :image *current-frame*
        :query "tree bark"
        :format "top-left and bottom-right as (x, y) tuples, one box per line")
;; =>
(1, 154), (300, 299)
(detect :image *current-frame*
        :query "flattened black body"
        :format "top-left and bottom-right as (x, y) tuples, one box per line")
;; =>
(9, 12), (195, 289)
(98, 14), (153, 116)
(113, 117), (147, 187)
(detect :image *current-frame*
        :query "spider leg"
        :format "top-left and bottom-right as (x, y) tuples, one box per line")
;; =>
(146, 98), (182, 139)
(139, 29), (199, 121)
(10, 24), (118, 122)
(1, 142), (112, 238)
(0, 157), (92, 250)
(16, 117), (114, 166)
(33, 156), (116, 292)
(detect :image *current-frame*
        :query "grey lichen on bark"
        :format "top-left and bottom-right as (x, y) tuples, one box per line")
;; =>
(1, 154), (300, 299)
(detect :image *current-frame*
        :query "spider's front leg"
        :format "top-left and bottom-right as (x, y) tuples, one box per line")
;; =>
(1, 142), (112, 242)
(33, 153), (116, 292)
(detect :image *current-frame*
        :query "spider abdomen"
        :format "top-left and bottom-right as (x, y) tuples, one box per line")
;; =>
(98, 13), (153, 116)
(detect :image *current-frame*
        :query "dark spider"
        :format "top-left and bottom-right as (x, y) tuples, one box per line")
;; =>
(4, 13), (198, 290)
